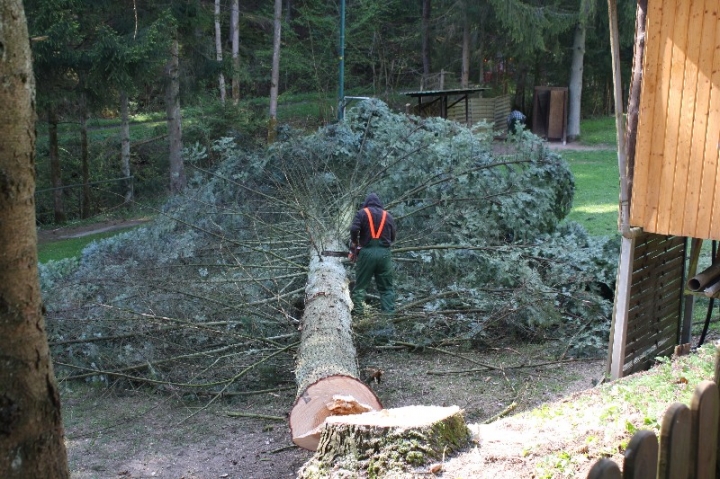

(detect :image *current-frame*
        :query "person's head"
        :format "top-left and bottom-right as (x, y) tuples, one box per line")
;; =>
(362, 193), (383, 208)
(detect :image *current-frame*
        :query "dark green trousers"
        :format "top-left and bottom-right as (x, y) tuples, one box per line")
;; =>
(352, 240), (395, 314)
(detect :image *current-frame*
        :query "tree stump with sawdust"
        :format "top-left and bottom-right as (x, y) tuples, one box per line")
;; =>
(289, 242), (383, 450)
(297, 405), (471, 479)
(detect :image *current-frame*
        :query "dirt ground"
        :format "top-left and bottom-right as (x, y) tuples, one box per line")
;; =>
(61, 345), (605, 479)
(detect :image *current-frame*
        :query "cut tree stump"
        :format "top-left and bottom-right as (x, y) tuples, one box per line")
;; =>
(297, 405), (471, 479)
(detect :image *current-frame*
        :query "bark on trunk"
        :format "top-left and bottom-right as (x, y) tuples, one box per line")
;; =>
(48, 108), (66, 223)
(214, 0), (226, 105)
(165, 37), (186, 194)
(298, 406), (470, 478)
(120, 90), (133, 204)
(0, 2), (70, 476)
(421, 0), (431, 76)
(80, 105), (90, 219)
(460, 1), (470, 88)
(231, 0), (240, 104)
(289, 240), (382, 451)
(268, 0), (282, 144)
(567, 21), (586, 142)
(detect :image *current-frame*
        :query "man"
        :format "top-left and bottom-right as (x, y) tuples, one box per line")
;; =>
(507, 108), (526, 134)
(349, 193), (396, 315)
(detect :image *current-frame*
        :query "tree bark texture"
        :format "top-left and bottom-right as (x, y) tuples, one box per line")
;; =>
(214, 0), (226, 105)
(461, 1), (470, 88)
(298, 406), (470, 479)
(289, 241), (381, 451)
(79, 103), (90, 218)
(165, 37), (186, 194)
(48, 108), (65, 223)
(120, 90), (133, 204)
(567, 21), (586, 141)
(0, 1), (70, 477)
(267, 0), (282, 144)
(231, 0), (240, 104)
(421, 0), (431, 76)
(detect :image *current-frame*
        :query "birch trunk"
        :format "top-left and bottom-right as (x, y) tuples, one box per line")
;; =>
(0, 1), (70, 476)
(120, 90), (133, 203)
(567, 21), (586, 142)
(214, 0), (226, 105)
(231, 0), (240, 104)
(268, 0), (282, 144)
(165, 37), (186, 194)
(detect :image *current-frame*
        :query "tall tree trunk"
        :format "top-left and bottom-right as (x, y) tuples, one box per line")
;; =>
(79, 101), (90, 219)
(48, 108), (66, 223)
(268, 0), (282, 144)
(0, 1), (70, 477)
(120, 90), (133, 204)
(421, 0), (431, 76)
(165, 37), (186, 194)
(231, 0), (240, 105)
(567, 21), (586, 142)
(477, 8), (486, 84)
(214, 0), (226, 105)
(461, 1), (470, 88)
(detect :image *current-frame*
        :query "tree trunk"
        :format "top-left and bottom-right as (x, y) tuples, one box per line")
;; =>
(120, 90), (133, 204)
(214, 0), (226, 105)
(421, 0), (431, 76)
(165, 37), (186, 194)
(0, 1), (70, 477)
(268, 0), (282, 144)
(567, 21), (586, 142)
(298, 406), (470, 478)
(460, 1), (470, 88)
(48, 108), (66, 223)
(289, 240), (382, 451)
(79, 103), (90, 219)
(231, 0), (240, 105)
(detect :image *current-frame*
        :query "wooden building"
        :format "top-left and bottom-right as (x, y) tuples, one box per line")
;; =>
(607, 0), (720, 378)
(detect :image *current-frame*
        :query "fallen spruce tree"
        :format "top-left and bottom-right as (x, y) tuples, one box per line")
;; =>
(40, 100), (618, 473)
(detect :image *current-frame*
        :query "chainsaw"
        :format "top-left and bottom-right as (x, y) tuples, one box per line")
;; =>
(322, 243), (360, 263)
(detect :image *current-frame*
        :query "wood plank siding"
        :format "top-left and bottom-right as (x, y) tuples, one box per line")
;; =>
(630, 0), (720, 239)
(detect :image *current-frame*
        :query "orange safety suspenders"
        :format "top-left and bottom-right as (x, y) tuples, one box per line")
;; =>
(364, 207), (387, 239)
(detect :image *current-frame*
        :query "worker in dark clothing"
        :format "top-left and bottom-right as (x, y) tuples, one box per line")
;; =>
(349, 193), (396, 315)
(507, 109), (526, 134)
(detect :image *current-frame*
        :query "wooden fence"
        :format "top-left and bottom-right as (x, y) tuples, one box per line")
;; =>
(587, 359), (720, 478)
(446, 94), (512, 130)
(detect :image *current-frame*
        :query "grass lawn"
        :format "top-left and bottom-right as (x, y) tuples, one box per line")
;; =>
(561, 149), (620, 238)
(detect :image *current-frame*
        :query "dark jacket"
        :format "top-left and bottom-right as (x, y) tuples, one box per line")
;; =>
(350, 193), (396, 248)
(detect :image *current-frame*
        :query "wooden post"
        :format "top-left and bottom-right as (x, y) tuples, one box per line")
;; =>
(608, 235), (636, 379)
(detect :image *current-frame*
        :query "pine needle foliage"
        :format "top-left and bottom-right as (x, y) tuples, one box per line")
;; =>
(43, 100), (617, 395)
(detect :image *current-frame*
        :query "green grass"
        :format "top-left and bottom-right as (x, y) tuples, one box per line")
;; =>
(561, 149), (620, 237)
(579, 116), (618, 146)
(37, 230), (126, 263)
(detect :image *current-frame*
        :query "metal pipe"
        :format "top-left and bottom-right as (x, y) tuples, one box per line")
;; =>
(687, 262), (720, 292)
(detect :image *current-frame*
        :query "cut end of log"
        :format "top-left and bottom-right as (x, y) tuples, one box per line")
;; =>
(290, 375), (382, 451)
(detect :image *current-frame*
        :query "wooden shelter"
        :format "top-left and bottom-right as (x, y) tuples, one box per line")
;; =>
(404, 87), (488, 126)
(607, 0), (720, 378)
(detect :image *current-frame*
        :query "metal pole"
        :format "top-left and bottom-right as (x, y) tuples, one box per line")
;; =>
(338, 0), (346, 121)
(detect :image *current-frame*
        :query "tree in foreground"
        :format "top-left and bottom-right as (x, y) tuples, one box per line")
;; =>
(0, 1), (69, 477)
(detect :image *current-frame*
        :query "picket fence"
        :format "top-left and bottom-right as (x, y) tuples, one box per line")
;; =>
(587, 368), (720, 478)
